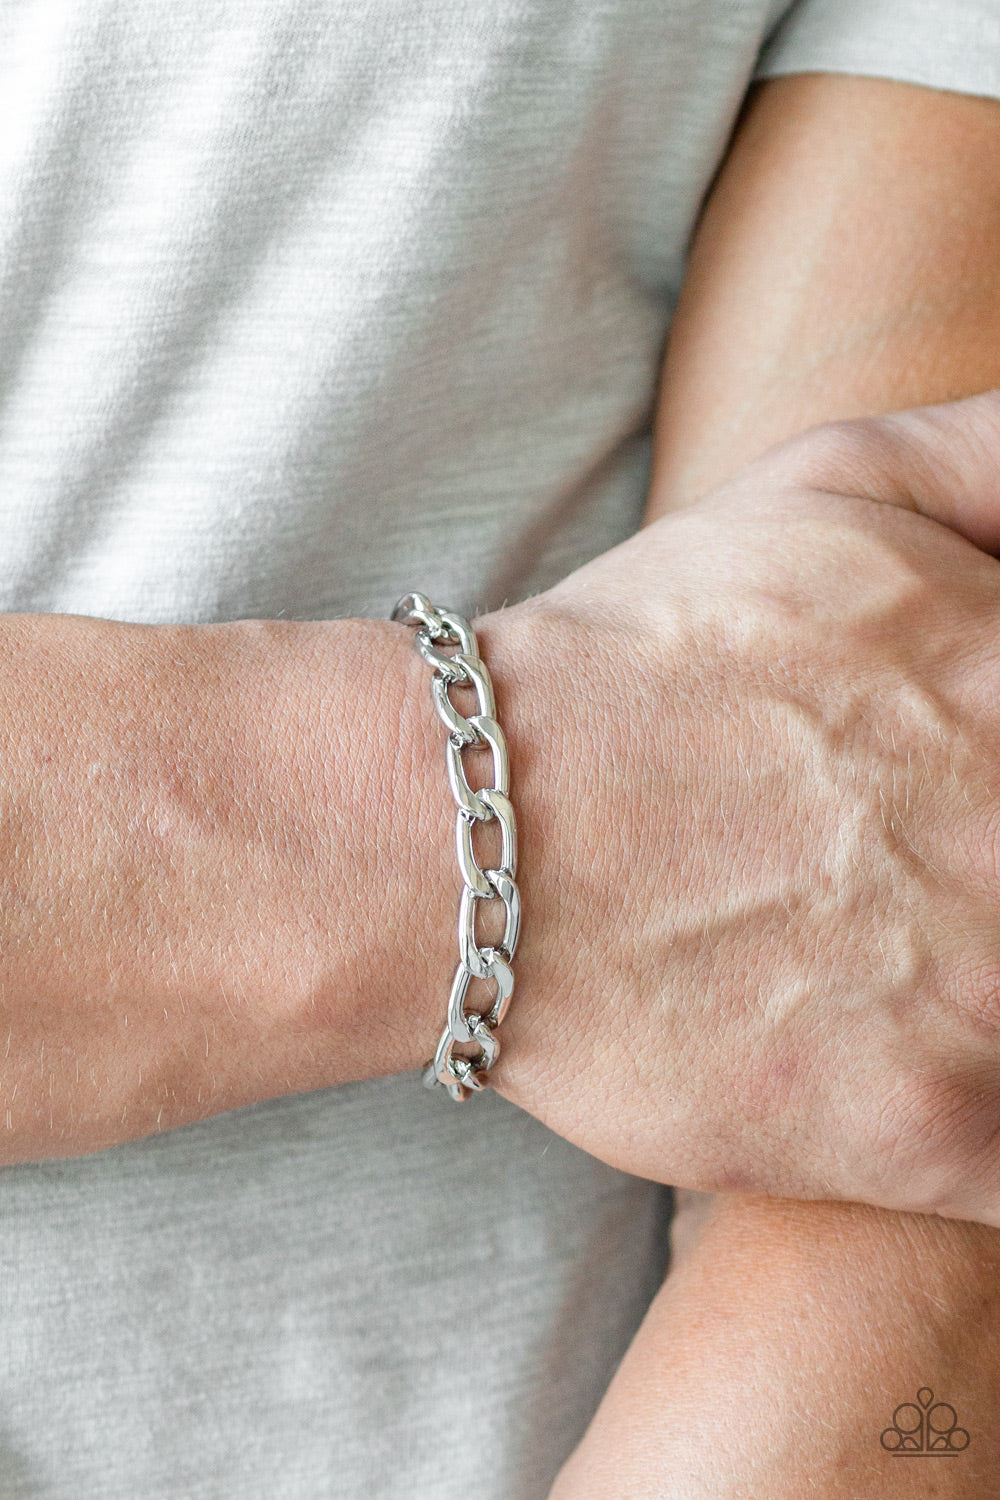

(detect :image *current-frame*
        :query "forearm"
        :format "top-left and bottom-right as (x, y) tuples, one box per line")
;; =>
(0, 610), (465, 1161)
(648, 75), (1000, 518)
(552, 1195), (1000, 1498)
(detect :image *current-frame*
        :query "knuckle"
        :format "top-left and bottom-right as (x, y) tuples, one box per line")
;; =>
(872, 1059), (1000, 1216)
(904, 390), (1000, 471)
(762, 416), (899, 499)
(956, 957), (1000, 1035)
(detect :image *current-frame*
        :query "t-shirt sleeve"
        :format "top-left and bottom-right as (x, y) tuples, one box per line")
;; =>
(755, 0), (1000, 102)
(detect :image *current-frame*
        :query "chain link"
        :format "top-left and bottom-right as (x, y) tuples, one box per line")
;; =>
(391, 591), (521, 1101)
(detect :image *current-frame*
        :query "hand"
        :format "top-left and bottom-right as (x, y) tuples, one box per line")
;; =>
(474, 391), (1000, 1224)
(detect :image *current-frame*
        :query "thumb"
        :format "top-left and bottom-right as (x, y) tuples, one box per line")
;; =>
(760, 389), (1000, 553)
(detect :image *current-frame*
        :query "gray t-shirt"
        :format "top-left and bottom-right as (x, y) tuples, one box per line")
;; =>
(0, 2), (998, 1496)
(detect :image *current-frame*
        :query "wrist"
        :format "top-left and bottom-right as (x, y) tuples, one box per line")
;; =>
(468, 596), (602, 1113)
(382, 594), (569, 1106)
(262, 615), (456, 1089)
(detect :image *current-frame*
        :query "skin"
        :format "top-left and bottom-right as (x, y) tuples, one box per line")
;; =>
(3, 84), (1000, 1219)
(488, 398), (1000, 1221)
(548, 75), (1000, 1498)
(0, 615), (457, 1159)
(25, 400), (1000, 1221)
(550, 1195), (1000, 1497)
(3, 69), (1000, 1498)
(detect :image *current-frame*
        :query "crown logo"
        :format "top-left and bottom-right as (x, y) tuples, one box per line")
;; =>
(880, 1387), (970, 1456)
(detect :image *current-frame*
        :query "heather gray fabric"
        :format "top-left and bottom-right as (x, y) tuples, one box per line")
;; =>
(0, 2), (997, 1496)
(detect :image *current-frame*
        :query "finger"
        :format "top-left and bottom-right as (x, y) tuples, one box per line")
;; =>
(760, 388), (1000, 552)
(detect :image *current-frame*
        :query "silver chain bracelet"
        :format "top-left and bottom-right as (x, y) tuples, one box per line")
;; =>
(391, 592), (521, 1102)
